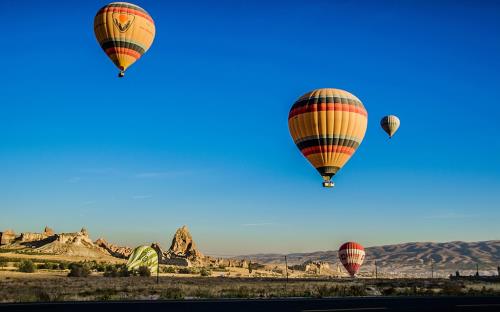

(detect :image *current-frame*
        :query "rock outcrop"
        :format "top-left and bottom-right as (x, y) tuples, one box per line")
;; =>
(290, 260), (331, 274)
(168, 225), (205, 263)
(95, 238), (132, 259)
(19, 232), (49, 243)
(44, 226), (54, 236)
(0, 229), (16, 245)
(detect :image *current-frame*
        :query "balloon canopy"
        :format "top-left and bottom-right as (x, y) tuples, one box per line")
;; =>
(338, 241), (365, 277)
(380, 115), (400, 138)
(94, 2), (156, 77)
(126, 245), (159, 274)
(288, 88), (368, 187)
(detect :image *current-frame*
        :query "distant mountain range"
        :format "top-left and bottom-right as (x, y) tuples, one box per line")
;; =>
(236, 241), (500, 277)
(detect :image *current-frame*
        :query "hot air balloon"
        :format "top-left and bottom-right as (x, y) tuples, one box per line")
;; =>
(94, 2), (156, 77)
(338, 242), (365, 277)
(288, 88), (368, 187)
(126, 245), (159, 274)
(380, 115), (400, 138)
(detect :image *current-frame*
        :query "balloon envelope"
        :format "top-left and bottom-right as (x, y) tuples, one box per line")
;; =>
(126, 245), (159, 273)
(380, 115), (400, 138)
(288, 88), (368, 187)
(94, 2), (156, 76)
(338, 242), (365, 277)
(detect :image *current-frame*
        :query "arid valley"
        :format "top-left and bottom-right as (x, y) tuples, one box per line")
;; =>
(1, 225), (499, 302)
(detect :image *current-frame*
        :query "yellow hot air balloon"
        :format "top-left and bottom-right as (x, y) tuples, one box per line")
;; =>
(380, 115), (400, 138)
(94, 2), (155, 77)
(288, 88), (368, 187)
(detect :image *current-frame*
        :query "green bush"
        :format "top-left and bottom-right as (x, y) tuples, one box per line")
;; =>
(104, 264), (131, 277)
(37, 262), (60, 270)
(94, 263), (107, 272)
(178, 267), (193, 274)
(59, 262), (68, 270)
(119, 265), (132, 277)
(0, 258), (7, 268)
(200, 267), (211, 277)
(18, 260), (36, 273)
(163, 266), (176, 273)
(138, 266), (151, 277)
(68, 263), (90, 277)
(103, 265), (119, 277)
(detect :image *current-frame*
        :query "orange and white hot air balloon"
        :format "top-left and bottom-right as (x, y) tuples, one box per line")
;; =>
(94, 2), (156, 77)
(288, 88), (368, 187)
(338, 242), (365, 277)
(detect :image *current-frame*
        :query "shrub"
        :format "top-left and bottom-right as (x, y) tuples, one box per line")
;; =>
(58, 262), (68, 270)
(163, 266), (176, 273)
(178, 267), (193, 274)
(200, 267), (211, 277)
(104, 264), (131, 277)
(138, 266), (151, 277)
(0, 258), (7, 268)
(18, 260), (36, 273)
(103, 265), (119, 277)
(37, 262), (59, 270)
(118, 265), (132, 277)
(68, 263), (90, 277)
(94, 263), (107, 272)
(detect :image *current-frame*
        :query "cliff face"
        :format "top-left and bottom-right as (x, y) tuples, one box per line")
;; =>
(19, 232), (49, 243)
(95, 238), (132, 259)
(0, 230), (16, 245)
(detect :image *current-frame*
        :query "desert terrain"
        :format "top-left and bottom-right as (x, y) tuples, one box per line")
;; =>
(1, 225), (499, 302)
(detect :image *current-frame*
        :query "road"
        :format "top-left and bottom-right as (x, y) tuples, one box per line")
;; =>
(1, 297), (500, 312)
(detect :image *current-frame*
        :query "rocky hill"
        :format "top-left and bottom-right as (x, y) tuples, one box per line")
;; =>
(0, 225), (248, 269)
(236, 241), (500, 277)
(238, 241), (500, 265)
(0, 227), (122, 259)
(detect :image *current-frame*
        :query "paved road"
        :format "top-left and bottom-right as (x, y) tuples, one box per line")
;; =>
(1, 297), (500, 312)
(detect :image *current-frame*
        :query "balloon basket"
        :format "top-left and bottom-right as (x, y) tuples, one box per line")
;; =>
(322, 181), (334, 188)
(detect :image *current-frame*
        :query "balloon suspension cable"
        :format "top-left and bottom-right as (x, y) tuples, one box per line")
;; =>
(118, 71), (125, 78)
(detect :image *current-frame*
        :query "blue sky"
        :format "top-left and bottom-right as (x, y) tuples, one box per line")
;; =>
(1, 0), (499, 255)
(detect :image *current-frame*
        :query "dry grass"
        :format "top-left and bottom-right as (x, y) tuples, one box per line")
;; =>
(1, 270), (499, 302)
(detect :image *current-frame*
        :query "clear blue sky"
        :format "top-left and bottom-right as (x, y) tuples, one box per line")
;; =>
(1, 0), (499, 256)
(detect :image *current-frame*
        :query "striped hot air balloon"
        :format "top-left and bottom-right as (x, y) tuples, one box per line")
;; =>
(94, 2), (156, 77)
(288, 88), (368, 188)
(126, 245), (159, 274)
(338, 242), (365, 277)
(380, 115), (400, 138)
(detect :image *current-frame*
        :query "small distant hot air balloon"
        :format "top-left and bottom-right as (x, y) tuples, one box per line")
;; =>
(338, 242), (365, 277)
(126, 245), (159, 274)
(380, 115), (400, 138)
(94, 2), (156, 77)
(288, 88), (368, 188)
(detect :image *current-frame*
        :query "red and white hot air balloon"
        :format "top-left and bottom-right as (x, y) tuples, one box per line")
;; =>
(338, 242), (365, 277)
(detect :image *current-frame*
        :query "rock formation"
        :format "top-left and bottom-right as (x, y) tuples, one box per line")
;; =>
(290, 261), (331, 274)
(19, 232), (49, 243)
(0, 229), (16, 245)
(168, 225), (204, 262)
(44, 226), (54, 236)
(95, 238), (132, 259)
